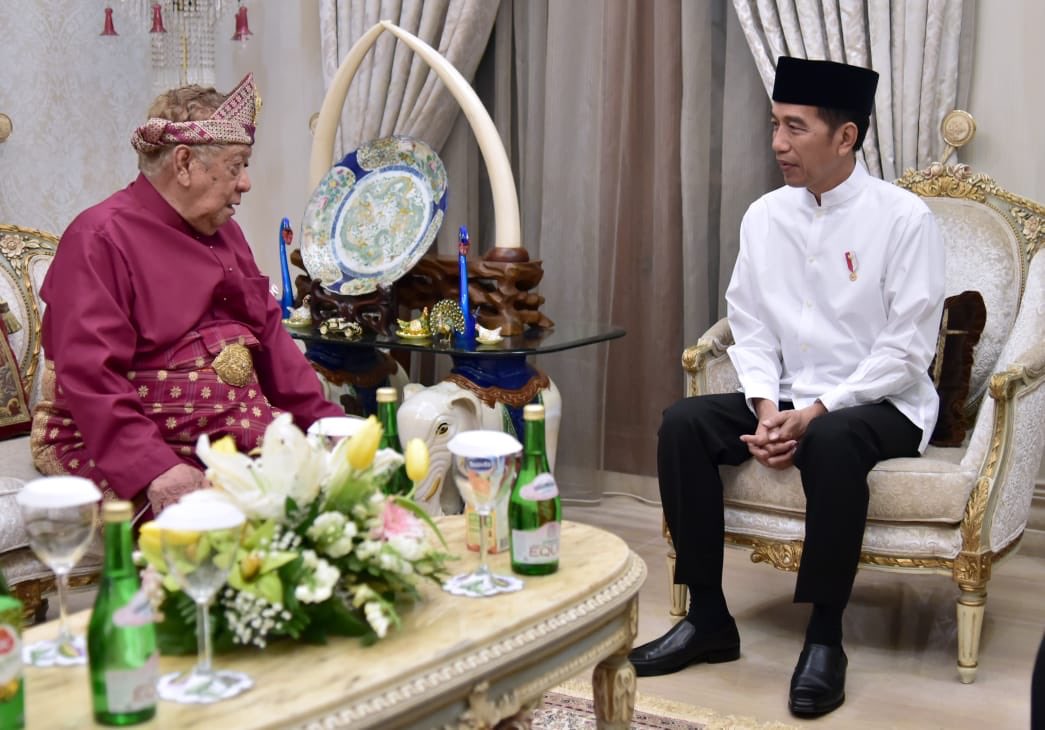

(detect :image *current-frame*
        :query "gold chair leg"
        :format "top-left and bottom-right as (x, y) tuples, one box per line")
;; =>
(956, 585), (986, 684)
(663, 515), (687, 618)
(666, 549), (687, 618)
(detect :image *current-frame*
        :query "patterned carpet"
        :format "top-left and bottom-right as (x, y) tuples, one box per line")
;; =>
(531, 680), (800, 730)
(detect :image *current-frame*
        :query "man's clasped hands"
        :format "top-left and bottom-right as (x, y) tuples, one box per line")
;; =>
(741, 399), (828, 469)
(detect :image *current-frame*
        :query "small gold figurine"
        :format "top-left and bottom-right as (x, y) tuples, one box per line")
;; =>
(396, 307), (432, 338)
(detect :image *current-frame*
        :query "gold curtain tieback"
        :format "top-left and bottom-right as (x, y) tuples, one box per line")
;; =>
(212, 343), (253, 387)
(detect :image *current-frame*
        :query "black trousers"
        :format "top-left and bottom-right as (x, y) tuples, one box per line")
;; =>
(659, 392), (922, 606)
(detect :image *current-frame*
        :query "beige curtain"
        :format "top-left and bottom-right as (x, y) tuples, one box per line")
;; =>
(314, 0), (499, 279)
(732, 0), (976, 180)
(317, 0), (499, 159)
(463, 1), (777, 492)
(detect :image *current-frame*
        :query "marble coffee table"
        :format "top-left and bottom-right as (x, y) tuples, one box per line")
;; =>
(23, 518), (646, 729)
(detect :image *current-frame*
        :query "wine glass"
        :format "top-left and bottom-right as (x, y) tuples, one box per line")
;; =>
(154, 497), (252, 704)
(442, 430), (523, 598)
(307, 415), (366, 450)
(16, 476), (101, 667)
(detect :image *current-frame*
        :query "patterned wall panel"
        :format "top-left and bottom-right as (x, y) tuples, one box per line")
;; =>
(0, 1), (151, 235)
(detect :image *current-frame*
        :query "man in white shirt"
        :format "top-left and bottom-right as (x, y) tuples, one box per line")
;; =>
(628, 57), (945, 718)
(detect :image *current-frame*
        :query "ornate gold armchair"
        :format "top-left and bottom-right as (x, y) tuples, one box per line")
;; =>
(0, 224), (102, 620)
(668, 162), (1045, 683)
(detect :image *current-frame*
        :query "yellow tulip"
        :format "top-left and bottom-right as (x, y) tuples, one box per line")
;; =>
(137, 521), (164, 567)
(346, 415), (382, 470)
(405, 438), (430, 482)
(163, 529), (202, 547)
(210, 435), (239, 455)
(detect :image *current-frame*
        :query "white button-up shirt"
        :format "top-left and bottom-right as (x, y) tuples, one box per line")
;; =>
(725, 162), (945, 452)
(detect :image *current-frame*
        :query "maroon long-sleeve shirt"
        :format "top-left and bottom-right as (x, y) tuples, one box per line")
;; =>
(39, 174), (341, 499)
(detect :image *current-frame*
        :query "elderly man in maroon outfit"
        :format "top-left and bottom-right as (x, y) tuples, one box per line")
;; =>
(31, 73), (342, 517)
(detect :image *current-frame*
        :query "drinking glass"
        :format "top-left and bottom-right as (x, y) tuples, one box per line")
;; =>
(442, 430), (523, 598)
(307, 415), (366, 450)
(16, 476), (101, 667)
(154, 498), (252, 704)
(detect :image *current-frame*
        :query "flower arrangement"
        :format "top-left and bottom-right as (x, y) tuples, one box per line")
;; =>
(137, 413), (452, 653)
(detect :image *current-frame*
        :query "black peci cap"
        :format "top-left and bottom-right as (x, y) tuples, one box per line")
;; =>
(771, 57), (879, 116)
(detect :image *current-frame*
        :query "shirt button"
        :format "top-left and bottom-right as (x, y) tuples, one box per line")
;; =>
(228, 267), (233, 272)
(805, 300), (813, 308)
(801, 344), (809, 352)
(808, 257), (815, 264)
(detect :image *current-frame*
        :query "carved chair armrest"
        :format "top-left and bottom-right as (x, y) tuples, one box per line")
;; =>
(961, 339), (1045, 558)
(682, 318), (736, 398)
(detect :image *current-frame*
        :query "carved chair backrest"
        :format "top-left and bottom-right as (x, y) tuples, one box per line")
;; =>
(0, 224), (58, 408)
(894, 165), (1043, 410)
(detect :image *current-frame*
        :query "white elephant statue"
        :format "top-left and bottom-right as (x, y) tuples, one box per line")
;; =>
(397, 378), (562, 515)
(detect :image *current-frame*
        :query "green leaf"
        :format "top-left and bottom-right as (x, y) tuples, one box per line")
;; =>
(241, 519), (277, 550)
(155, 592), (201, 656)
(307, 598), (369, 638)
(254, 573), (283, 606)
(260, 550), (298, 573)
(323, 474), (377, 514)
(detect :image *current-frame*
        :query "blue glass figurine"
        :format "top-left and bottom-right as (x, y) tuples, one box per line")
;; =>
(458, 226), (476, 341)
(278, 217), (295, 319)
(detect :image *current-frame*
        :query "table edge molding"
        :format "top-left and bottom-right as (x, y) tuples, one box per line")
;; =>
(295, 551), (647, 729)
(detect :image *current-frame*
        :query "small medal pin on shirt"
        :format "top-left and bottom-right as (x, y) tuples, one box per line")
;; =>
(844, 251), (858, 281)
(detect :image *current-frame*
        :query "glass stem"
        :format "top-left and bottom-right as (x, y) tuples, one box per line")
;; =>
(55, 570), (72, 644)
(196, 598), (213, 675)
(476, 509), (491, 578)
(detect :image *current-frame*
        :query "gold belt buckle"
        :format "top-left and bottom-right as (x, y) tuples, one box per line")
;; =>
(212, 343), (253, 387)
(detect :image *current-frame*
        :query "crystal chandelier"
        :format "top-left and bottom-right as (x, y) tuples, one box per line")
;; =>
(100, 1), (252, 92)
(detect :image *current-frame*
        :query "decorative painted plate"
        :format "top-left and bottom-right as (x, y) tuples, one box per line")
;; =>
(301, 136), (448, 296)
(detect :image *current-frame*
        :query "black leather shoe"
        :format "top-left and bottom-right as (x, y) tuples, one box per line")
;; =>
(788, 643), (847, 717)
(628, 618), (740, 677)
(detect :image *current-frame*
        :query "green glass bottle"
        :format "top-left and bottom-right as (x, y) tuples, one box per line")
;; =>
(376, 387), (412, 495)
(0, 569), (25, 730)
(87, 501), (158, 726)
(509, 404), (562, 575)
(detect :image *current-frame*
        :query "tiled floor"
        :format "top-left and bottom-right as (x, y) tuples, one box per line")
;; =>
(567, 495), (1044, 729)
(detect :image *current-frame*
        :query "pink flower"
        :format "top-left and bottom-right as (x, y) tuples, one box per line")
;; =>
(378, 500), (424, 541)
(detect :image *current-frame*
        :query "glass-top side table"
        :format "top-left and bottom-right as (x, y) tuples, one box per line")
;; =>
(288, 320), (625, 358)
(288, 321), (625, 435)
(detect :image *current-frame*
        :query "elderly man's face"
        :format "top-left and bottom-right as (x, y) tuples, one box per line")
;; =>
(183, 144), (252, 235)
(770, 102), (853, 198)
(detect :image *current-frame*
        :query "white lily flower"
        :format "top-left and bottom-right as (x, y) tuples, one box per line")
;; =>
(256, 414), (325, 507)
(197, 434), (277, 519)
(197, 414), (326, 520)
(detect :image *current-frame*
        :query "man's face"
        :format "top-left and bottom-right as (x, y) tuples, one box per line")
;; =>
(770, 102), (852, 197)
(182, 144), (252, 235)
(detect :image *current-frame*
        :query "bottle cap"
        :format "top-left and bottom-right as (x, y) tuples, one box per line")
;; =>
(376, 387), (398, 403)
(103, 500), (133, 523)
(523, 403), (545, 420)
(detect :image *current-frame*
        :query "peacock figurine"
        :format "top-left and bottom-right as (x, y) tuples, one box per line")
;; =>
(429, 299), (466, 340)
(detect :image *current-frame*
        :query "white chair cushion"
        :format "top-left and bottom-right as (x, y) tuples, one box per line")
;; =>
(724, 506), (964, 560)
(721, 444), (975, 525)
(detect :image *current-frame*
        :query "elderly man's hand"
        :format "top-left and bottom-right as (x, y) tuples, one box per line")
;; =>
(146, 464), (209, 515)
